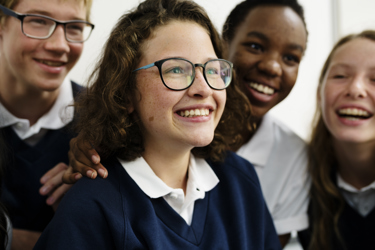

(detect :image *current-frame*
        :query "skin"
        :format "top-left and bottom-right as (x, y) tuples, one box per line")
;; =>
(132, 20), (226, 191)
(62, 5), (307, 247)
(226, 5), (306, 126)
(225, 6), (306, 245)
(320, 38), (375, 190)
(0, 0), (86, 249)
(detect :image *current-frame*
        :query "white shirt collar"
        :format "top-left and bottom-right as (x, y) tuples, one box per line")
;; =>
(236, 113), (274, 167)
(337, 173), (375, 193)
(119, 154), (219, 199)
(0, 78), (74, 140)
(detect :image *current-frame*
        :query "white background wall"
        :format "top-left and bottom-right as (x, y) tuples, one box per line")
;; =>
(68, 0), (335, 141)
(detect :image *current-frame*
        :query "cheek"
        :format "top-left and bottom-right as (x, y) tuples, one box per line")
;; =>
(68, 44), (84, 61)
(282, 66), (299, 91)
(214, 91), (227, 121)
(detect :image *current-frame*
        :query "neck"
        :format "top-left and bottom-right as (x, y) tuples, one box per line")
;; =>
(0, 77), (60, 126)
(142, 143), (191, 194)
(334, 139), (375, 189)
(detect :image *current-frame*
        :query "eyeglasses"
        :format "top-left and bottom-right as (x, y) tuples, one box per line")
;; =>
(133, 58), (233, 91)
(0, 4), (94, 43)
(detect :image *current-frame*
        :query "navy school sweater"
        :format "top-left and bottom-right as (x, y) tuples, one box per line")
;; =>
(1, 81), (82, 231)
(299, 200), (375, 250)
(35, 151), (281, 249)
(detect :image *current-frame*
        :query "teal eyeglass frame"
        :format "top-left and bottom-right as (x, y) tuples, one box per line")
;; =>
(133, 57), (233, 91)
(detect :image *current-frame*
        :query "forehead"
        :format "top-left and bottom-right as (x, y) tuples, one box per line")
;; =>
(236, 5), (306, 46)
(330, 38), (375, 68)
(13, 0), (86, 19)
(140, 21), (216, 62)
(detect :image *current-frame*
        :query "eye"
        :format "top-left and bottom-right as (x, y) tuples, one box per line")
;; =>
(67, 24), (84, 32)
(283, 54), (300, 65)
(206, 67), (219, 75)
(243, 42), (263, 53)
(333, 75), (346, 79)
(26, 17), (48, 26)
(165, 67), (185, 74)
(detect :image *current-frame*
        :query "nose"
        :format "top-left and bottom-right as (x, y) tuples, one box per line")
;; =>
(258, 53), (282, 77)
(346, 75), (367, 99)
(44, 25), (70, 54)
(187, 67), (213, 98)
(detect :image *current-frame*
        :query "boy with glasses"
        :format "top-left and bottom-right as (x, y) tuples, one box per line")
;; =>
(0, 0), (93, 248)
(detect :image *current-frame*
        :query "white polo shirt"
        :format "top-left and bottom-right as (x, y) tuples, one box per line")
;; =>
(0, 78), (74, 145)
(236, 113), (310, 235)
(119, 154), (219, 225)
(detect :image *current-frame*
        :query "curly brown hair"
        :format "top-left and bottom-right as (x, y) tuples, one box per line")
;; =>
(75, 0), (252, 162)
(308, 30), (375, 250)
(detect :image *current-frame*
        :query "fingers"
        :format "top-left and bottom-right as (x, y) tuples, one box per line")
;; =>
(48, 183), (72, 211)
(69, 136), (108, 179)
(68, 149), (107, 179)
(39, 164), (66, 196)
(71, 136), (100, 165)
(62, 166), (82, 184)
(40, 162), (68, 185)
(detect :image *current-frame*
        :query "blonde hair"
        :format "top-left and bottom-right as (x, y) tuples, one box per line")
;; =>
(308, 30), (375, 250)
(0, 0), (93, 23)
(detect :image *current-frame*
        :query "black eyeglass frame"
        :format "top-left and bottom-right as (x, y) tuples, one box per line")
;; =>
(133, 57), (233, 91)
(0, 4), (95, 43)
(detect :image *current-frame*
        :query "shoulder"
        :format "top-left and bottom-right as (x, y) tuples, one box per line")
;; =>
(207, 151), (261, 190)
(35, 157), (126, 249)
(267, 115), (306, 147)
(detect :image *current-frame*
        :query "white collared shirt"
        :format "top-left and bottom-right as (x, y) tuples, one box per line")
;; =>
(236, 113), (310, 235)
(338, 174), (375, 217)
(118, 154), (219, 225)
(0, 78), (74, 146)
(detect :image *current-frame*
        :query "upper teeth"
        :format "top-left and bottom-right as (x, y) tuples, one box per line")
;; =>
(179, 109), (210, 117)
(249, 82), (275, 95)
(38, 60), (64, 67)
(338, 108), (370, 117)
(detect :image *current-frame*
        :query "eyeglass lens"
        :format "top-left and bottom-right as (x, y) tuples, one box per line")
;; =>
(22, 16), (92, 42)
(160, 59), (231, 90)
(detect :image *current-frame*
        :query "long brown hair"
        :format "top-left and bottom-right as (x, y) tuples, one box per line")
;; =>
(75, 0), (252, 162)
(308, 30), (375, 250)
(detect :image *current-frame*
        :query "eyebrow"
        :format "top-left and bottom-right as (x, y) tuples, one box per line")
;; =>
(23, 9), (85, 21)
(246, 31), (305, 52)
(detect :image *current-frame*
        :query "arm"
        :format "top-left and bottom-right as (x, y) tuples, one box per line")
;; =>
(34, 179), (117, 250)
(62, 136), (108, 184)
(11, 229), (41, 250)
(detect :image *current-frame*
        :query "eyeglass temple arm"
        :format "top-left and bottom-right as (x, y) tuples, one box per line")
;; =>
(133, 62), (156, 72)
(0, 5), (19, 19)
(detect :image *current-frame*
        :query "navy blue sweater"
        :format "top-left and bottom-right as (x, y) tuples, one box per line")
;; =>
(35, 151), (281, 249)
(1, 82), (82, 232)
(299, 200), (375, 250)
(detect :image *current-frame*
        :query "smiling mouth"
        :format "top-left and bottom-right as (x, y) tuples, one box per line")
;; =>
(35, 59), (65, 67)
(249, 82), (275, 95)
(337, 108), (373, 120)
(178, 108), (210, 118)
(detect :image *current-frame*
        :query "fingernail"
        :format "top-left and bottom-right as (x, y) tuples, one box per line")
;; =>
(98, 168), (106, 178)
(47, 197), (55, 205)
(92, 155), (99, 164)
(40, 186), (49, 195)
(40, 177), (47, 184)
(75, 173), (82, 180)
(87, 170), (94, 178)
